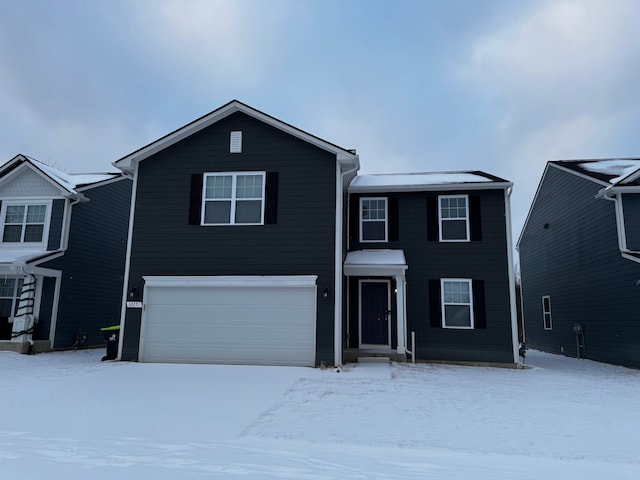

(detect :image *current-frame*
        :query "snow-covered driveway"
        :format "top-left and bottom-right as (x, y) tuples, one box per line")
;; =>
(1, 349), (638, 479)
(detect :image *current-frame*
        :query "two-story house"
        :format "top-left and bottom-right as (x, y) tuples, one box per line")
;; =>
(0, 155), (131, 353)
(518, 159), (640, 368)
(114, 100), (519, 367)
(345, 172), (518, 365)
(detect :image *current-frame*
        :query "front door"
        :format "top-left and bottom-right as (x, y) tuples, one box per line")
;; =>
(360, 280), (390, 346)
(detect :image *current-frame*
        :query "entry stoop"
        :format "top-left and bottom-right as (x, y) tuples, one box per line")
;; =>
(343, 349), (406, 363)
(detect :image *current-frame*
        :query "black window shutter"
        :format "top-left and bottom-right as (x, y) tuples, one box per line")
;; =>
(470, 195), (482, 241)
(427, 196), (438, 241)
(349, 196), (359, 243)
(473, 279), (486, 329)
(429, 279), (442, 328)
(188, 174), (203, 225)
(388, 196), (399, 242)
(265, 172), (279, 224)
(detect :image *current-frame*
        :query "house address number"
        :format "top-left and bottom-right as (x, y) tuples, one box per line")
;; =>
(126, 301), (143, 308)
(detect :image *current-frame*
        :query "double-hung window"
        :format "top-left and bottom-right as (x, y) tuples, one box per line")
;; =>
(360, 197), (387, 242)
(542, 295), (552, 330)
(1, 202), (48, 244)
(202, 172), (265, 225)
(439, 195), (469, 241)
(441, 279), (474, 328)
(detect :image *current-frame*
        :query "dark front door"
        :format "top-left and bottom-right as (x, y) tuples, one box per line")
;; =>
(360, 281), (389, 345)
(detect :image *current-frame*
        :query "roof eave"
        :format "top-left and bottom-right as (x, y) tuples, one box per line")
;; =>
(114, 100), (358, 173)
(349, 181), (513, 194)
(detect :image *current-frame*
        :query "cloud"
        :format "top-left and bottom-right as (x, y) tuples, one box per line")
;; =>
(457, 0), (640, 240)
(130, 0), (288, 91)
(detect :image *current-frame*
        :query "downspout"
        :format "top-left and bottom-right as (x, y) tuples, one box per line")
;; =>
(598, 189), (639, 261)
(117, 168), (139, 361)
(505, 185), (520, 365)
(334, 156), (359, 367)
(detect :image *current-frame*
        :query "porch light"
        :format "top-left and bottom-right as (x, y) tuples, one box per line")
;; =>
(323, 287), (329, 299)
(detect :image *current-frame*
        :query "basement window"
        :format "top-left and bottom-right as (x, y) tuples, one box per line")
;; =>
(542, 295), (552, 330)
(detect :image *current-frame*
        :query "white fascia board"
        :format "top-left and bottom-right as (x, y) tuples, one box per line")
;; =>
(0, 162), (76, 198)
(142, 275), (319, 288)
(114, 101), (358, 173)
(75, 174), (129, 193)
(349, 181), (512, 194)
(343, 264), (408, 277)
(598, 185), (640, 196)
(551, 162), (611, 187)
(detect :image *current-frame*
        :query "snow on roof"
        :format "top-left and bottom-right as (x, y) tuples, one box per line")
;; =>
(577, 159), (640, 184)
(344, 249), (407, 266)
(349, 171), (508, 192)
(18, 155), (121, 192)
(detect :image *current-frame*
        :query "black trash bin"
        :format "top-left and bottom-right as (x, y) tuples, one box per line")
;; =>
(100, 325), (120, 361)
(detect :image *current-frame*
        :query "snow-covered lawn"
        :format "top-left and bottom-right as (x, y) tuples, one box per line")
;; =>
(1, 349), (639, 479)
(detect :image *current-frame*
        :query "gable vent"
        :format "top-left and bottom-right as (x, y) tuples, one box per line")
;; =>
(230, 131), (242, 153)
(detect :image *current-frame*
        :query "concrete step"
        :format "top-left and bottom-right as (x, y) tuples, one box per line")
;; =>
(357, 356), (391, 363)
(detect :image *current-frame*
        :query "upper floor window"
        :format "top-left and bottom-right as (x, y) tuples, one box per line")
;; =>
(542, 295), (552, 330)
(1, 203), (48, 244)
(441, 278), (474, 328)
(202, 172), (265, 225)
(439, 195), (469, 242)
(360, 197), (387, 242)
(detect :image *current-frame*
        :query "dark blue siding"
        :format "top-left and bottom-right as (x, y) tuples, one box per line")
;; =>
(349, 189), (514, 364)
(622, 193), (640, 250)
(33, 276), (56, 341)
(47, 199), (65, 250)
(42, 178), (132, 348)
(519, 166), (640, 368)
(121, 112), (338, 365)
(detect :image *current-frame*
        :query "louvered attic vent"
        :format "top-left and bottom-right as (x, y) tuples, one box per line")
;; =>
(230, 131), (242, 153)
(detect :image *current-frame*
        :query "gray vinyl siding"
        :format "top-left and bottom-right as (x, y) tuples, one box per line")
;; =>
(349, 188), (514, 364)
(41, 178), (132, 348)
(121, 112), (338, 365)
(622, 193), (640, 250)
(519, 166), (640, 368)
(46, 199), (65, 250)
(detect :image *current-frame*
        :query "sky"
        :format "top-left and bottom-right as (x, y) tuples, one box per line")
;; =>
(2, 0), (640, 245)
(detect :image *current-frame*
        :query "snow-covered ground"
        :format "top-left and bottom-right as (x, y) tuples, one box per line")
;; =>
(1, 349), (639, 479)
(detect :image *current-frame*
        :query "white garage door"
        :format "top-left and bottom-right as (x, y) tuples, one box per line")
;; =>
(139, 276), (317, 366)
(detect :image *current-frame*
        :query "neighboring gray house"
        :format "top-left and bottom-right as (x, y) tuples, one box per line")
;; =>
(0, 155), (131, 353)
(518, 159), (640, 369)
(114, 100), (519, 367)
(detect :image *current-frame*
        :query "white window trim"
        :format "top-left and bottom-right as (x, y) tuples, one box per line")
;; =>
(438, 194), (470, 242)
(542, 295), (552, 330)
(441, 278), (474, 329)
(201, 172), (265, 226)
(359, 197), (388, 243)
(0, 199), (52, 248)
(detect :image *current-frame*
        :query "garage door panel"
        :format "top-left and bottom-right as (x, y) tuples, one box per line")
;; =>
(140, 279), (317, 366)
